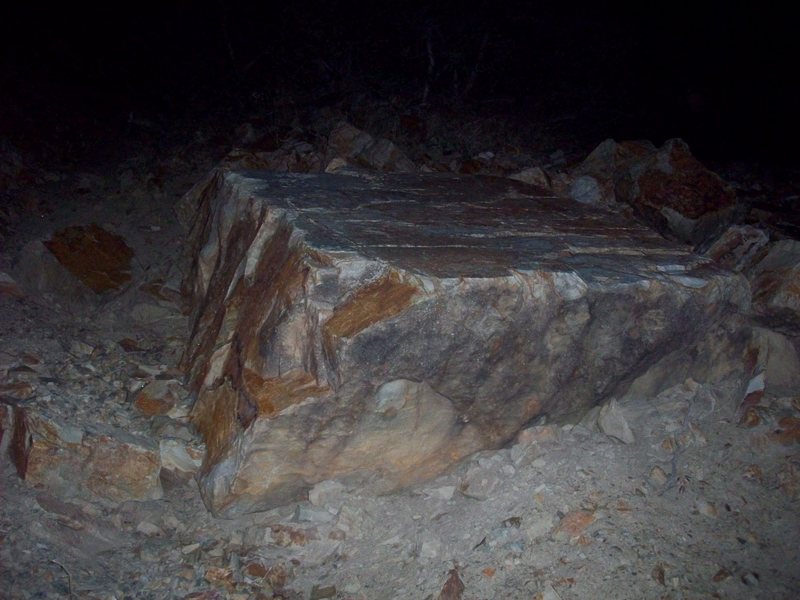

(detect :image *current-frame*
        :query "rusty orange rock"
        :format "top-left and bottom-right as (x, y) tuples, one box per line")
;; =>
(554, 510), (596, 540)
(44, 224), (133, 292)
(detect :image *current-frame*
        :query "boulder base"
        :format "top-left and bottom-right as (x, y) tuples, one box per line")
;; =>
(181, 170), (748, 516)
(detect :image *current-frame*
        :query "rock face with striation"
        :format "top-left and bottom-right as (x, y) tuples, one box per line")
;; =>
(180, 170), (748, 517)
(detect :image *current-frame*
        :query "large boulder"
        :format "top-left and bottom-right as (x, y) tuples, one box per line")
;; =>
(181, 170), (748, 517)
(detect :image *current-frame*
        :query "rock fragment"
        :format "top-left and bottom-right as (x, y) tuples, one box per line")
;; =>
(43, 224), (133, 292)
(597, 399), (635, 444)
(8, 406), (162, 503)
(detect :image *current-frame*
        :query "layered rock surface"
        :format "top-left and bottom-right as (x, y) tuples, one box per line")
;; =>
(181, 170), (749, 516)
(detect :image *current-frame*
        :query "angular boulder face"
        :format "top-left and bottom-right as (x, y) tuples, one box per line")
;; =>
(181, 170), (748, 517)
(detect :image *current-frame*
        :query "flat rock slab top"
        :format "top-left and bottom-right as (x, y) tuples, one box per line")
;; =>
(229, 171), (709, 281)
(182, 170), (748, 517)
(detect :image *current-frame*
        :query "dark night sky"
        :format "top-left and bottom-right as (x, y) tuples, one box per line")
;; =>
(2, 1), (798, 160)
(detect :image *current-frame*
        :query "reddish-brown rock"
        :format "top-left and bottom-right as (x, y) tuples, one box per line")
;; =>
(133, 379), (182, 416)
(573, 138), (739, 245)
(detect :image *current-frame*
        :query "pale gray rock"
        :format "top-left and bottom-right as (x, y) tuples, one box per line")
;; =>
(425, 485), (457, 501)
(459, 460), (505, 501)
(597, 399), (635, 444)
(308, 480), (347, 507)
(130, 302), (179, 324)
(754, 327), (800, 394)
(159, 437), (204, 476)
(568, 175), (604, 205)
(293, 504), (335, 524)
(508, 166), (551, 189)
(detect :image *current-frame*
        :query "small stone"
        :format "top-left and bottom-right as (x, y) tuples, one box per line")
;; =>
(525, 515), (554, 540)
(459, 467), (502, 501)
(649, 465), (668, 486)
(204, 566), (234, 590)
(554, 510), (595, 542)
(739, 406), (761, 428)
(427, 485), (456, 501)
(293, 505), (334, 523)
(308, 480), (346, 507)
(136, 521), (164, 537)
(243, 561), (267, 578)
(696, 499), (718, 518)
(131, 303), (177, 324)
(229, 529), (244, 548)
(598, 399), (635, 444)
(182, 543), (201, 554)
(569, 175), (603, 205)
(69, 340), (95, 356)
(539, 583), (561, 600)
(309, 585), (337, 600)
(119, 338), (144, 352)
(652, 563), (666, 585)
(773, 416), (800, 445)
(163, 516), (183, 531)
(11, 409), (162, 503)
(712, 567), (732, 582)
(159, 437), (204, 475)
(0, 272), (24, 298)
(419, 538), (441, 560)
(437, 568), (465, 600)
(742, 464), (763, 483)
(133, 380), (182, 416)
(508, 166), (551, 189)
(741, 572), (760, 586)
(516, 425), (559, 445)
(270, 524), (312, 547)
(343, 581), (362, 593)
(263, 563), (290, 589)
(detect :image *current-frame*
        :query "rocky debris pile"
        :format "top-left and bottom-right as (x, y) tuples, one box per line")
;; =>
(561, 138), (739, 246)
(3, 374), (798, 598)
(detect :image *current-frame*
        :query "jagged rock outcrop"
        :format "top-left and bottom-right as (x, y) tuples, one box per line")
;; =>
(181, 170), (748, 516)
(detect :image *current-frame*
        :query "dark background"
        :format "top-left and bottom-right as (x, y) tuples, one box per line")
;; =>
(2, 1), (798, 162)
